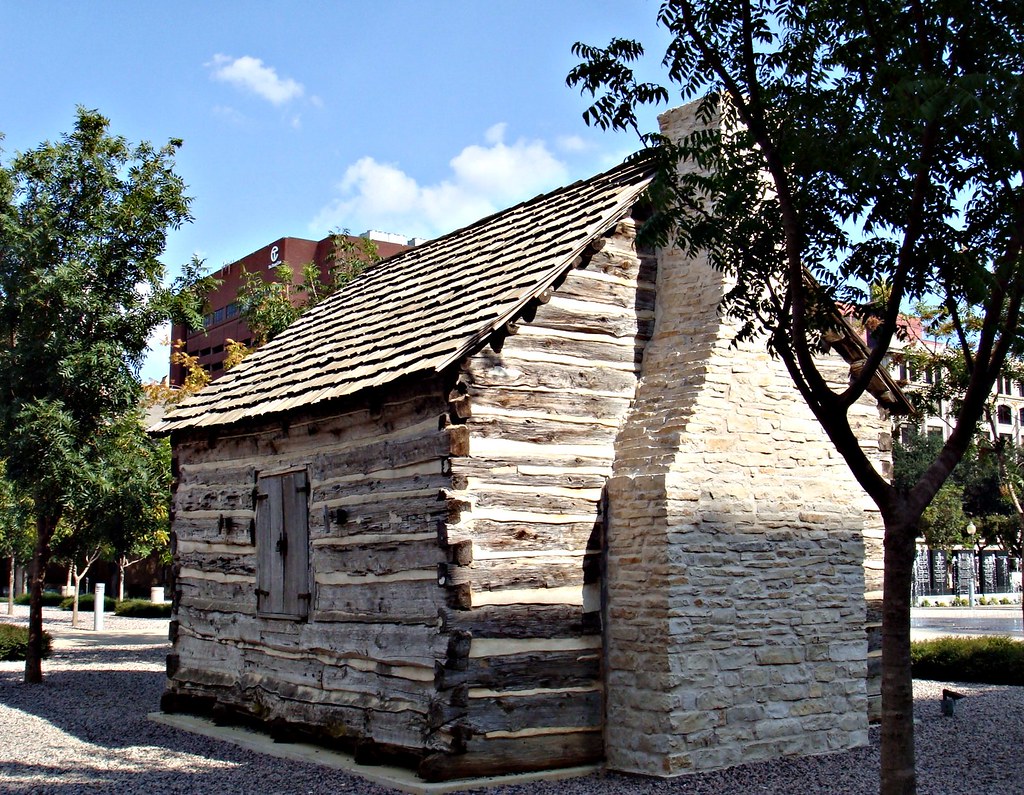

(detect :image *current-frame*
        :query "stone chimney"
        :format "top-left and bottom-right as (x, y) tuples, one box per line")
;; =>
(603, 102), (885, 775)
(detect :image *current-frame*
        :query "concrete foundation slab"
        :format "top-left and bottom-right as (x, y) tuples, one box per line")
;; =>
(148, 712), (600, 794)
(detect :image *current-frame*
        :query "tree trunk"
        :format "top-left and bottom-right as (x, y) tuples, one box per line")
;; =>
(25, 515), (57, 684)
(6, 554), (14, 616)
(880, 514), (918, 795)
(118, 557), (126, 602)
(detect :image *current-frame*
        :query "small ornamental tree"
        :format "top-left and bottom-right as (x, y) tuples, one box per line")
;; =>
(99, 415), (172, 602)
(0, 460), (34, 615)
(0, 108), (207, 682)
(568, 2), (1024, 793)
(237, 229), (380, 346)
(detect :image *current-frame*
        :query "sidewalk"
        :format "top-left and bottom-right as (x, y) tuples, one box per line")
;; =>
(0, 604), (169, 649)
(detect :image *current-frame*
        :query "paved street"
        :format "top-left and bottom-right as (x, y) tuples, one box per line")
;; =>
(911, 605), (1023, 640)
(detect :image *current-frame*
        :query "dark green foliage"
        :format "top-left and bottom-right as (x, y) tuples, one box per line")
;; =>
(0, 623), (51, 661)
(14, 591), (62, 607)
(59, 594), (115, 612)
(912, 636), (1024, 686)
(114, 599), (172, 618)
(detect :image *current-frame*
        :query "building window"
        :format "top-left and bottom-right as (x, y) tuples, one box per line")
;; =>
(997, 404), (1012, 424)
(226, 302), (239, 319)
(1018, 407), (1024, 426)
(255, 469), (311, 619)
(927, 426), (943, 439)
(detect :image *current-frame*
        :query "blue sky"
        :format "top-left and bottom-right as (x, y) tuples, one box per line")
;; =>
(1, 1), (674, 380)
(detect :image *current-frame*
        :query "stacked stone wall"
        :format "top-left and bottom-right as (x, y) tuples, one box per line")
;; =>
(603, 103), (887, 775)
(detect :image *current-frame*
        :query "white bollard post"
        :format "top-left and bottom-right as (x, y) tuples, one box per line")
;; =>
(150, 586), (165, 604)
(93, 583), (105, 631)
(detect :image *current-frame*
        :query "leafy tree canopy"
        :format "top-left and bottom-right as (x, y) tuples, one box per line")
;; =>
(0, 108), (204, 516)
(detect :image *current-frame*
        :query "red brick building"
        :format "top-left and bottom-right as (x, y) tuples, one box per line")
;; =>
(169, 233), (410, 385)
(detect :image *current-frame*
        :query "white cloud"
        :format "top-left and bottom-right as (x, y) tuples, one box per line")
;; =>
(557, 134), (592, 153)
(311, 125), (570, 240)
(207, 54), (304, 105)
(211, 105), (247, 125)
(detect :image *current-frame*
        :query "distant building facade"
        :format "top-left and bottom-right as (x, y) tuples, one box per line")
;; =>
(886, 325), (1024, 446)
(169, 233), (412, 385)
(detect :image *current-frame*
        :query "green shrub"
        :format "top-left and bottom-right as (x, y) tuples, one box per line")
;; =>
(114, 599), (172, 618)
(912, 636), (1024, 686)
(14, 591), (64, 607)
(59, 594), (116, 612)
(0, 623), (52, 661)
(1001, 598), (1013, 605)
(920, 599), (932, 607)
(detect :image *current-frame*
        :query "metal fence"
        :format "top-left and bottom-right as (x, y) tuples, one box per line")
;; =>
(913, 547), (1022, 598)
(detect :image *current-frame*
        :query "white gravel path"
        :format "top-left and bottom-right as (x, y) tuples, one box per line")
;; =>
(0, 606), (1020, 794)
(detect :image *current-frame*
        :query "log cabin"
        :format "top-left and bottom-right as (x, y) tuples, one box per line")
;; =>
(154, 103), (906, 780)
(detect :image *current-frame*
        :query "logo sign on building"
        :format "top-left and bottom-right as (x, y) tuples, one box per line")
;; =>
(269, 245), (280, 269)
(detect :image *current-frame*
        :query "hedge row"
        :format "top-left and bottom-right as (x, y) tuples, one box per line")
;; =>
(0, 623), (52, 662)
(114, 599), (172, 618)
(911, 636), (1024, 686)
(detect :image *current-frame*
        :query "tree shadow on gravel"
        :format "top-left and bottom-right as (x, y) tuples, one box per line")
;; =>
(0, 641), (406, 794)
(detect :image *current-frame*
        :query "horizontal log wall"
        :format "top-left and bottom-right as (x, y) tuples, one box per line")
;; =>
(164, 377), (456, 759)
(425, 215), (655, 780)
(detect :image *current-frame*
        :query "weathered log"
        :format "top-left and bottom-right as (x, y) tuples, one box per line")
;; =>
(312, 537), (444, 578)
(521, 300), (654, 340)
(309, 427), (461, 482)
(463, 356), (639, 394)
(460, 517), (598, 553)
(418, 730), (602, 782)
(440, 603), (587, 639)
(312, 469), (450, 508)
(172, 515), (255, 545)
(461, 688), (601, 735)
(314, 577), (443, 623)
(464, 414), (621, 448)
(467, 387), (631, 421)
(467, 557), (587, 594)
(436, 649), (601, 691)
(502, 332), (644, 369)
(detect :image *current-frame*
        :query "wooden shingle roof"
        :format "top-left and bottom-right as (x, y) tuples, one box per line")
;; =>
(153, 160), (655, 433)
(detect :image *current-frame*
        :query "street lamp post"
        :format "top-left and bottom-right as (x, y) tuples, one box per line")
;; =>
(966, 521), (977, 608)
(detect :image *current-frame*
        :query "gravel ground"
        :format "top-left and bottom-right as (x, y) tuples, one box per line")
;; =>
(0, 606), (1020, 794)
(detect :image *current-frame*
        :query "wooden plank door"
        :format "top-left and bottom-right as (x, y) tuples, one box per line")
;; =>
(255, 470), (309, 618)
